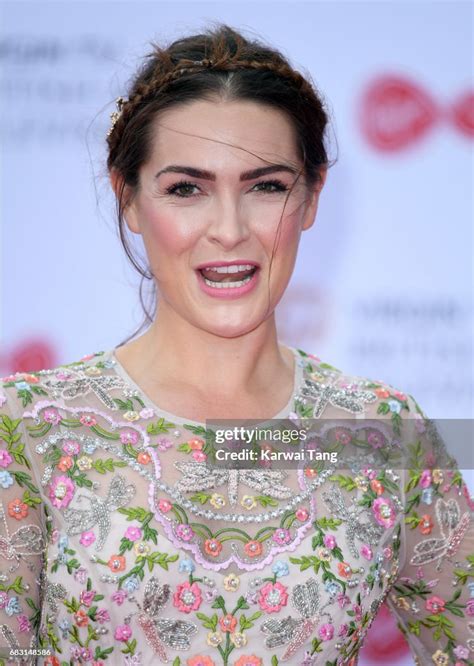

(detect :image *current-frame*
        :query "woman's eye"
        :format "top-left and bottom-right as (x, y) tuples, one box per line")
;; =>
(165, 181), (200, 198)
(252, 179), (289, 193)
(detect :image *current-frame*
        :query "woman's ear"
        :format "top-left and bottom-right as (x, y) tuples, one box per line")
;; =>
(301, 167), (327, 231)
(109, 168), (141, 235)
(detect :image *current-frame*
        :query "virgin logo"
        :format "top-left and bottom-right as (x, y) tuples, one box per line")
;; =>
(360, 76), (473, 151)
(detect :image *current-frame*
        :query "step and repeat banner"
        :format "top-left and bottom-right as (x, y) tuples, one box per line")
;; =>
(1, 2), (472, 664)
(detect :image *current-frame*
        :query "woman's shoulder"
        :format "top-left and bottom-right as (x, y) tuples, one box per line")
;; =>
(294, 346), (423, 421)
(0, 350), (112, 419)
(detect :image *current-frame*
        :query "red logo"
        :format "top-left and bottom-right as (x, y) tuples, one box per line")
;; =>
(0, 338), (57, 375)
(451, 91), (474, 137)
(360, 75), (472, 151)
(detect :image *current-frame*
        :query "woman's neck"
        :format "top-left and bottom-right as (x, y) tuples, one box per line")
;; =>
(115, 307), (294, 407)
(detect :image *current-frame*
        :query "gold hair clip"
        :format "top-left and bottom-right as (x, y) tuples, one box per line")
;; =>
(107, 96), (126, 138)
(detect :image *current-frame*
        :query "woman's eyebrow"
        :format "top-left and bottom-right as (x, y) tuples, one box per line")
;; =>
(154, 164), (298, 181)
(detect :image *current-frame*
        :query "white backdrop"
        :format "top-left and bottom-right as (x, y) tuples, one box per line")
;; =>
(1, 2), (473, 664)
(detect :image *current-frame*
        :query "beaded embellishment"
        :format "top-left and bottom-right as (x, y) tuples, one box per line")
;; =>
(135, 576), (198, 661)
(173, 461), (294, 506)
(297, 378), (378, 418)
(410, 497), (471, 570)
(321, 486), (385, 559)
(63, 474), (135, 550)
(261, 577), (321, 661)
(0, 501), (45, 572)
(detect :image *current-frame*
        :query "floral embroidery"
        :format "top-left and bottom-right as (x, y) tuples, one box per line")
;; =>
(0, 348), (471, 665)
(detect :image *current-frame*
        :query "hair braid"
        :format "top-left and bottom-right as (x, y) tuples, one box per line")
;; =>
(107, 53), (322, 158)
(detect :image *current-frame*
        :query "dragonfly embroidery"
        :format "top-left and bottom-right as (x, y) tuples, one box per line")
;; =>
(173, 460), (294, 506)
(136, 576), (197, 662)
(44, 370), (126, 411)
(261, 577), (323, 661)
(0, 501), (45, 572)
(410, 497), (471, 570)
(63, 474), (135, 550)
(321, 485), (384, 559)
(296, 378), (377, 418)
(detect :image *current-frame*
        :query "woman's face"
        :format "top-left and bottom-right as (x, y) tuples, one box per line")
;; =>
(122, 98), (326, 338)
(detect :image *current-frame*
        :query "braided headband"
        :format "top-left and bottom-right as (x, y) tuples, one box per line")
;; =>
(107, 57), (309, 138)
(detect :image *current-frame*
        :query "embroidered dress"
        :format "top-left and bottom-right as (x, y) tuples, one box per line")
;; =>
(0, 347), (472, 666)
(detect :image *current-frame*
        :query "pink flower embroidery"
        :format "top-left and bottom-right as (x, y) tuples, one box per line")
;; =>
(0, 450), (13, 468)
(453, 645), (469, 659)
(48, 475), (75, 509)
(96, 608), (110, 623)
(372, 497), (396, 528)
(192, 451), (207, 462)
(80, 590), (96, 607)
(465, 599), (474, 616)
(62, 439), (81, 455)
(139, 408), (155, 419)
(360, 545), (373, 560)
(323, 534), (336, 549)
(420, 470), (432, 488)
(295, 508), (309, 521)
(272, 528), (292, 545)
(219, 614), (237, 632)
(158, 499), (172, 513)
(80, 414), (97, 427)
(338, 623), (349, 637)
(125, 526), (142, 541)
(156, 436), (173, 451)
(318, 623), (334, 641)
(425, 596), (446, 614)
(74, 566), (88, 584)
(173, 581), (202, 613)
(258, 582), (288, 612)
(337, 593), (350, 609)
(114, 624), (132, 641)
(367, 431), (384, 449)
(120, 429), (139, 445)
(334, 428), (352, 445)
(79, 531), (96, 547)
(176, 524), (195, 542)
(112, 590), (127, 605)
(17, 614), (31, 633)
(43, 408), (61, 425)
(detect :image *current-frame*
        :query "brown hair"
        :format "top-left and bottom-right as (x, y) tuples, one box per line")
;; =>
(107, 23), (331, 343)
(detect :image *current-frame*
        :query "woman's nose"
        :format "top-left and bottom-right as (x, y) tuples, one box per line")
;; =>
(205, 195), (251, 248)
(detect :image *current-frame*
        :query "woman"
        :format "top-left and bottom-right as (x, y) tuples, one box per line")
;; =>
(0, 24), (472, 666)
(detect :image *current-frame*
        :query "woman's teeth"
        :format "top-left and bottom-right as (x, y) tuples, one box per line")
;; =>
(203, 273), (254, 288)
(199, 264), (257, 287)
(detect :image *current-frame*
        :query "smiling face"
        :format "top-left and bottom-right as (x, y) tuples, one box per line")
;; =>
(120, 98), (326, 339)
